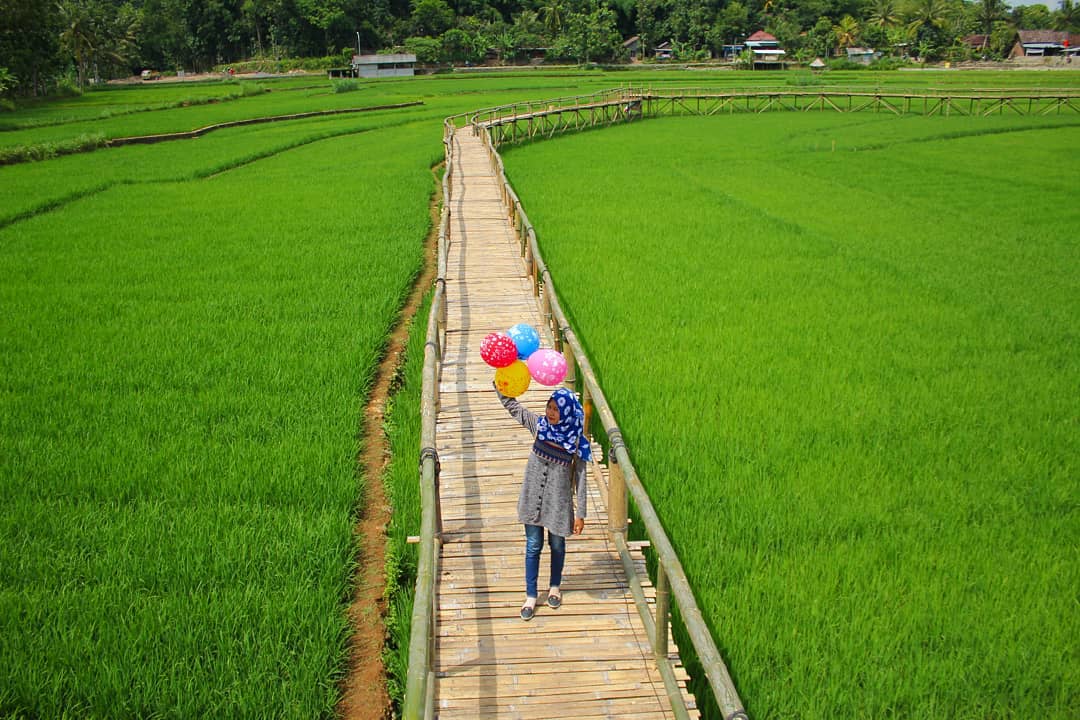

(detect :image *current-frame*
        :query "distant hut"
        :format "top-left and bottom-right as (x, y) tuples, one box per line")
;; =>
(351, 53), (417, 78)
(744, 31), (786, 69)
(809, 57), (826, 71)
(845, 47), (877, 65)
(1009, 30), (1079, 58)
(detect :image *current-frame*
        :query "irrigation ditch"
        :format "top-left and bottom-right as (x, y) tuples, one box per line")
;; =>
(337, 161), (443, 720)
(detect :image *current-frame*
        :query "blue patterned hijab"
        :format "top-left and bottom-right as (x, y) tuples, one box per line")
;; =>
(536, 388), (592, 462)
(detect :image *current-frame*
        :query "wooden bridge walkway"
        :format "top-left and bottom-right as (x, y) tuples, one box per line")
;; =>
(430, 129), (700, 718)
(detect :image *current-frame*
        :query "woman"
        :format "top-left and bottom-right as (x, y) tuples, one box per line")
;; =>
(495, 385), (591, 620)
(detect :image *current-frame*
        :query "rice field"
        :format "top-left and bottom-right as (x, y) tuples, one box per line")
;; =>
(3, 68), (1079, 718)
(501, 112), (1079, 718)
(0, 113), (439, 717)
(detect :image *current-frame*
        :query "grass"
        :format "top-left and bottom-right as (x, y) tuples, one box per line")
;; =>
(501, 113), (1079, 718)
(0, 121), (440, 718)
(3, 69), (1079, 718)
(381, 290), (432, 707)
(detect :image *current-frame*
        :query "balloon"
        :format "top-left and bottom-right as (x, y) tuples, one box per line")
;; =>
(526, 348), (568, 386)
(494, 360), (531, 398)
(507, 323), (540, 359)
(480, 333), (518, 368)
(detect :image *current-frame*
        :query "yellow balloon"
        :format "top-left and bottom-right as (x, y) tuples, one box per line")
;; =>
(494, 360), (531, 398)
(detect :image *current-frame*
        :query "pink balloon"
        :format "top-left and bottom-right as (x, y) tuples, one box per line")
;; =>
(526, 348), (568, 386)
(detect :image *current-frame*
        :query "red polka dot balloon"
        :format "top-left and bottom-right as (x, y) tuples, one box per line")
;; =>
(480, 333), (518, 368)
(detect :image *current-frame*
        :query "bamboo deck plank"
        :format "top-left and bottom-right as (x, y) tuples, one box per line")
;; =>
(431, 130), (697, 719)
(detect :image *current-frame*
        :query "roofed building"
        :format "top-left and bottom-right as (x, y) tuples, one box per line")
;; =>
(1009, 30), (1079, 58)
(350, 53), (417, 78)
(744, 31), (786, 68)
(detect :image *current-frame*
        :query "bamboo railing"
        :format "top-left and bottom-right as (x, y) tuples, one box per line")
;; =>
(470, 86), (1080, 147)
(402, 114), (456, 720)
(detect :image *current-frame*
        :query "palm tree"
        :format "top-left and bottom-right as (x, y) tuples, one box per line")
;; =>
(538, 0), (566, 38)
(57, 1), (96, 88)
(1054, 0), (1080, 32)
(833, 15), (861, 50)
(906, 0), (949, 36)
(868, 0), (901, 29)
(976, 0), (1007, 37)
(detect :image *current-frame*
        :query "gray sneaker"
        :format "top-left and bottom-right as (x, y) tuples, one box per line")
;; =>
(520, 605), (535, 621)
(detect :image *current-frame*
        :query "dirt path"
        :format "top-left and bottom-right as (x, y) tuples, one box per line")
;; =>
(336, 166), (440, 720)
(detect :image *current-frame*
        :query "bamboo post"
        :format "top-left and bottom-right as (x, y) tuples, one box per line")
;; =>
(608, 450), (627, 534)
(582, 385), (593, 439)
(654, 563), (670, 658)
(562, 332), (576, 384)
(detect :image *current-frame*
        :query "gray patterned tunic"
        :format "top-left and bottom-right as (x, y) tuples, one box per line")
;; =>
(497, 390), (588, 538)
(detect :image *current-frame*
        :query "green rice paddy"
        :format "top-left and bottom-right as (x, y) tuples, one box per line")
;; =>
(2, 68), (1078, 718)
(501, 112), (1079, 718)
(1, 99), (438, 718)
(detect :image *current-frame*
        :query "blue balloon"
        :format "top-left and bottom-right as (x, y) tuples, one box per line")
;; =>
(507, 323), (540, 359)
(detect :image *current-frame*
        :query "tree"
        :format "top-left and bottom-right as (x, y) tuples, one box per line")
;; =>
(1013, 4), (1053, 30)
(57, 1), (97, 87)
(804, 16), (836, 57)
(492, 29), (515, 61)
(706, 0), (749, 56)
(867, 0), (900, 30)
(556, 0), (622, 63)
(410, 0), (454, 37)
(634, 0), (670, 56)
(905, 0), (952, 57)
(1, 0), (64, 95)
(403, 34), (440, 61)
(833, 14), (860, 49)
(975, 0), (1007, 36)
(537, 0), (566, 37)
(1055, 0), (1080, 31)
(511, 8), (544, 49)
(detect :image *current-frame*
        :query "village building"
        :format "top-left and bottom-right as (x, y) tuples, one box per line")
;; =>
(845, 47), (878, 64)
(1009, 30), (1079, 58)
(624, 35), (643, 61)
(744, 31), (786, 68)
(350, 53), (417, 78)
(963, 34), (990, 54)
(654, 41), (673, 61)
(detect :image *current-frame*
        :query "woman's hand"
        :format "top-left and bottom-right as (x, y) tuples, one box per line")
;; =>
(573, 518), (585, 535)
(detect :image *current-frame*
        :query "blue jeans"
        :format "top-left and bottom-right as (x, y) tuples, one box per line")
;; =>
(524, 524), (566, 599)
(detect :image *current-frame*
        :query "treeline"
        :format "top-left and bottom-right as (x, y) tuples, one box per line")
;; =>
(2, 0), (1079, 96)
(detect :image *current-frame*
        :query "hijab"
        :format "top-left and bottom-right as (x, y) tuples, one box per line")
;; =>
(535, 388), (593, 462)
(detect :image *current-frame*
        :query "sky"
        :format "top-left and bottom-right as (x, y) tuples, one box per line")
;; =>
(1005, 0), (1059, 6)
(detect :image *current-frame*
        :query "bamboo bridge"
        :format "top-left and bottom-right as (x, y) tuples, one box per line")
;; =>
(469, 86), (1080, 147)
(404, 94), (749, 719)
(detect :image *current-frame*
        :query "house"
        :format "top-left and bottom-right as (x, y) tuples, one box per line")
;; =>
(1009, 30), (1079, 58)
(962, 34), (989, 53)
(845, 47), (878, 65)
(744, 31), (786, 68)
(720, 44), (744, 60)
(809, 57), (826, 70)
(654, 41), (673, 61)
(624, 35), (642, 60)
(350, 53), (417, 78)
